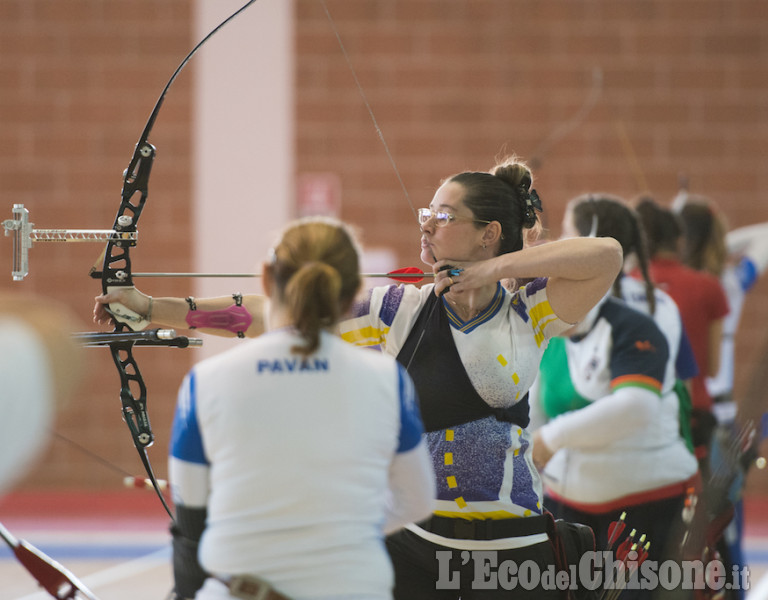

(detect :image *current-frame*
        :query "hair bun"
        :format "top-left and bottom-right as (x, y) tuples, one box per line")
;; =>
(520, 172), (532, 193)
(521, 188), (542, 229)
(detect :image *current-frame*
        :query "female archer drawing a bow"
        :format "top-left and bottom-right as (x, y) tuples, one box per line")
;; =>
(95, 155), (622, 599)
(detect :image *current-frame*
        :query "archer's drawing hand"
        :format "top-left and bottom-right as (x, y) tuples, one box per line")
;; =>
(432, 259), (497, 297)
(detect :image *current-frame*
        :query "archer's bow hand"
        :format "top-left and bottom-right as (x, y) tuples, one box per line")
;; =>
(94, 287), (151, 327)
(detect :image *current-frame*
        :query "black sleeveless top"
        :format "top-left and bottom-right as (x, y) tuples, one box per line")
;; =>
(396, 290), (530, 433)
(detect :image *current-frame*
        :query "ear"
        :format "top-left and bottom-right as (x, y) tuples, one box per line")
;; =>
(482, 221), (503, 247)
(261, 262), (274, 298)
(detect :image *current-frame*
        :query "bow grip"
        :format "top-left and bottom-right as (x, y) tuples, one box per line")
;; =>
(106, 285), (150, 331)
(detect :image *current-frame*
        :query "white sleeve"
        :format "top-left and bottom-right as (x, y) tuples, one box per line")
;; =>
(537, 386), (658, 452)
(526, 375), (548, 432)
(516, 278), (574, 341)
(726, 222), (768, 275)
(382, 439), (435, 535)
(339, 284), (428, 355)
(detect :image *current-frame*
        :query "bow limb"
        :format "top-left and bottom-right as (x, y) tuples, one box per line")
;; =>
(100, 0), (261, 326)
(109, 337), (175, 521)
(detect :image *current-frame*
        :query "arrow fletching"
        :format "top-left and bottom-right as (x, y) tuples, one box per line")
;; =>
(384, 266), (428, 283)
(0, 521), (100, 600)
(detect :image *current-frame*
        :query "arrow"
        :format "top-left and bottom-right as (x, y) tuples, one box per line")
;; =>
(87, 266), (437, 283)
(606, 511), (627, 550)
(615, 528), (636, 562)
(602, 538), (651, 600)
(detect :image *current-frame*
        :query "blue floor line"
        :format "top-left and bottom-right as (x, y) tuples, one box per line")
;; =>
(0, 544), (169, 560)
(2, 544), (768, 564)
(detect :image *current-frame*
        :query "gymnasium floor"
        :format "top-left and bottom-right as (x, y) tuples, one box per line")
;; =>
(2, 492), (768, 600)
(0, 492), (172, 600)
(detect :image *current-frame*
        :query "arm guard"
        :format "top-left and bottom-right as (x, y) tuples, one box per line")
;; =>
(185, 293), (252, 338)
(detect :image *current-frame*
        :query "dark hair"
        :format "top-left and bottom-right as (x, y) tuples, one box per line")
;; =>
(568, 194), (656, 314)
(678, 196), (727, 277)
(270, 218), (361, 356)
(447, 156), (542, 255)
(634, 197), (682, 258)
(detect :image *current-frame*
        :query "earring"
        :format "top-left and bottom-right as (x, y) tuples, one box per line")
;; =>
(482, 242), (486, 250)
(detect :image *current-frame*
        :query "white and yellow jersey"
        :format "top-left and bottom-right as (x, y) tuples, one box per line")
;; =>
(339, 278), (570, 546)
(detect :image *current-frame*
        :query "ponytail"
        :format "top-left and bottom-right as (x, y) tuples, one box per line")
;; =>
(285, 262), (343, 356)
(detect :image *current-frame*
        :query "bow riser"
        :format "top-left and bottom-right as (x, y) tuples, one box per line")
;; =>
(102, 143), (155, 289)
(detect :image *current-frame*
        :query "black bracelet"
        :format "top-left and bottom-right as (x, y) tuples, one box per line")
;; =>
(232, 293), (245, 338)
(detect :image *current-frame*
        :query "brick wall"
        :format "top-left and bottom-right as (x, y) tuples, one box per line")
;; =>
(295, 0), (768, 491)
(3, 0), (768, 493)
(0, 1), (194, 490)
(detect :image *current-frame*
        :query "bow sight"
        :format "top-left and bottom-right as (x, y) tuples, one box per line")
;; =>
(3, 203), (138, 282)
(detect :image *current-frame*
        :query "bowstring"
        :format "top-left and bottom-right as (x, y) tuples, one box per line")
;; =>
(319, 1), (458, 378)
(318, 0), (418, 222)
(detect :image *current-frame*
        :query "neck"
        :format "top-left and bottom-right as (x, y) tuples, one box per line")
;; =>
(445, 283), (497, 320)
(267, 302), (293, 331)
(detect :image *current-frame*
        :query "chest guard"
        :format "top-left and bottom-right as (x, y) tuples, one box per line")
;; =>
(396, 291), (530, 432)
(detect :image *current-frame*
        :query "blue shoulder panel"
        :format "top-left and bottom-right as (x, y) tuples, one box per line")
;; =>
(169, 371), (209, 465)
(396, 364), (425, 452)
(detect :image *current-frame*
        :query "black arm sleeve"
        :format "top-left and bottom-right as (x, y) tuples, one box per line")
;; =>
(171, 505), (209, 599)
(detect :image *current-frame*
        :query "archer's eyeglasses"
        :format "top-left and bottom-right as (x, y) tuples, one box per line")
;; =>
(417, 208), (492, 228)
